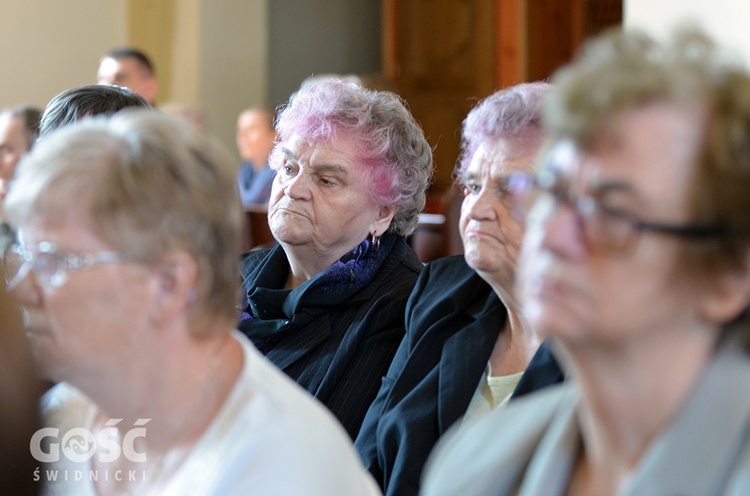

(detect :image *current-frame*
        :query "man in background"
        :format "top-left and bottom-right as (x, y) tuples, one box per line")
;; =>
(97, 47), (159, 104)
(0, 104), (41, 208)
(236, 105), (276, 206)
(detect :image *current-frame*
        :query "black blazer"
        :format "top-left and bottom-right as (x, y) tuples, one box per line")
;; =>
(354, 255), (564, 496)
(238, 233), (423, 440)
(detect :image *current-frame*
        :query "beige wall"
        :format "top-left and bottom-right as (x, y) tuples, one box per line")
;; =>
(197, 0), (268, 161)
(0, 0), (267, 160)
(0, 0), (127, 108)
(626, 0), (750, 67)
(128, 0), (268, 159)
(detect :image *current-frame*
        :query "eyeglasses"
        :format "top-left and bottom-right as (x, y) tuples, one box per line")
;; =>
(509, 168), (731, 253)
(0, 222), (15, 260)
(460, 172), (535, 203)
(3, 240), (135, 291)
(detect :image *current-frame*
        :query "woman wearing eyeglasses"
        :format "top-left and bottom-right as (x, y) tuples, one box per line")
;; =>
(422, 29), (750, 496)
(355, 83), (564, 496)
(3, 111), (380, 495)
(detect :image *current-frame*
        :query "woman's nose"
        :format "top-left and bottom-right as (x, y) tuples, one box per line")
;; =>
(7, 268), (43, 307)
(534, 200), (588, 260)
(464, 188), (498, 221)
(284, 172), (312, 200)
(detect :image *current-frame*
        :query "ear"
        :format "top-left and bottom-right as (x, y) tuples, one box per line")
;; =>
(150, 250), (198, 327)
(144, 78), (159, 104)
(698, 256), (750, 324)
(369, 205), (398, 237)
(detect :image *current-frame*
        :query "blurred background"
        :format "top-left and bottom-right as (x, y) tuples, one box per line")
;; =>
(0, 0), (747, 200)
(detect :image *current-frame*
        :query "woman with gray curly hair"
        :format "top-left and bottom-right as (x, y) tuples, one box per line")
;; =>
(238, 79), (432, 440)
(355, 82), (564, 496)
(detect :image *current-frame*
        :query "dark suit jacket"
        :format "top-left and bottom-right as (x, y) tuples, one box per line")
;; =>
(354, 255), (564, 496)
(238, 233), (423, 440)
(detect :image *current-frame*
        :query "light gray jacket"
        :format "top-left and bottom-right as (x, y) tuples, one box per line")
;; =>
(422, 337), (750, 496)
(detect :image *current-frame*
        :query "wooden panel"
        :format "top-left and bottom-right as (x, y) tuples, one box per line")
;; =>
(383, 0), (622, 193)
(383, 0), (399, 83)
(410, 213), (447, 263)
(526, 0), (622, 82)
(387, 0), (497, 192)
(526, 0), (576, 82)
(497, 0), (524, 87)
(241, 204), (275, 252)
(583, 0), (623, 37)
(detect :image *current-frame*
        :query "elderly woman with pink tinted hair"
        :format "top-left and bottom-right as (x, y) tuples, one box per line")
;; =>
(237, 79), (433, 439)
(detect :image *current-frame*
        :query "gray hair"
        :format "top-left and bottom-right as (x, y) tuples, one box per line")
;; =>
(456, 82), (551, 179)
(6, 110), (242, 326)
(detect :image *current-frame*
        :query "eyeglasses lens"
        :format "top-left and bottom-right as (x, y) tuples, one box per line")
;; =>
(3, 244), (29, 288)
(2, 244), (66, 290)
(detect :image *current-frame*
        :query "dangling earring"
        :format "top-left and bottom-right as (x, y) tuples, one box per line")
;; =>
(370, 232), (381, 250)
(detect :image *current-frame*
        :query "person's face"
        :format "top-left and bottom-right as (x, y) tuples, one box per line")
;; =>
(268, 134), (395, 265)
(97, 56), (157, 103)
(518, 103), (710, 346)
(236, 110), (276, 166)
(0, 114), (31, 202)
(9, 213), (157, 384)
(459, 140), (537, 294)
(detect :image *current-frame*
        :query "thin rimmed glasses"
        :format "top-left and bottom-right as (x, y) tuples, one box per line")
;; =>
(508, 168), (731, 253)
(3, 240), (136, 291)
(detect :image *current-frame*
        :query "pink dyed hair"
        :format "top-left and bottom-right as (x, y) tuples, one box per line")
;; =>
(269, 79), (432, 236)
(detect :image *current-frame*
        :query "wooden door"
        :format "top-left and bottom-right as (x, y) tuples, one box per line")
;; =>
(384, 0), (622, 195)
(384, 0), (496, 192)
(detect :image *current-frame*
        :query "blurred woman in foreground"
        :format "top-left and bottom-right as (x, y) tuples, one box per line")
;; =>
(423, 28), (750, 496)
(4, 110), (380, 495)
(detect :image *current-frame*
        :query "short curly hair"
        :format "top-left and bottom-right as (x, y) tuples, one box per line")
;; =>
(270, 79), (433, 236)
(455, 82), (551, 181)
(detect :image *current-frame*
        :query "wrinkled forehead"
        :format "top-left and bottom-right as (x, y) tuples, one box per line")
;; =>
(546, 102), (706, 180)
(477, 139), (540, 168)
(281, 133), (359, 165)
(13, 186), (95, 233)
(5, 158), (100, 235)
(541, 104), (707, 217)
